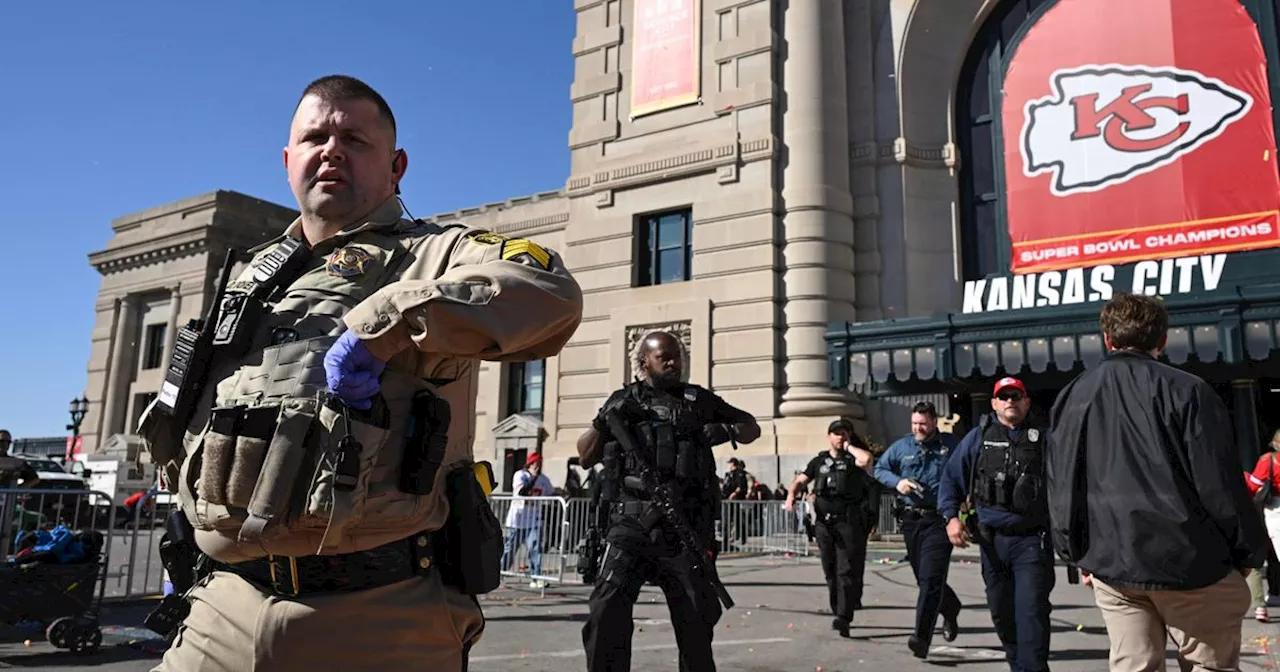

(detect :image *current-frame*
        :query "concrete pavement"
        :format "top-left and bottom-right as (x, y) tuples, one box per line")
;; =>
(2, 554), (1278, 670)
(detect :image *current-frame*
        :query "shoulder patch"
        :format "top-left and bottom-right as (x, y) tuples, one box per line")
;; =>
(500, 238), (551, 270)
(466, 230), (509, 246)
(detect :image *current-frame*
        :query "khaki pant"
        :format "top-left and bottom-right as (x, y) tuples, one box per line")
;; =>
(1092, 572), (1250, 672)
(153, 569), (485, 672)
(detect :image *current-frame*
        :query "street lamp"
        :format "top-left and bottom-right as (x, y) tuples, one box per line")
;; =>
(66, 395), (89, 463)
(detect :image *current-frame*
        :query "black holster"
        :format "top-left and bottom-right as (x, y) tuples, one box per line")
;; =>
(434, 462), (503, 595)
(400, 391), (450, 495)
(145, 511), (201, 638)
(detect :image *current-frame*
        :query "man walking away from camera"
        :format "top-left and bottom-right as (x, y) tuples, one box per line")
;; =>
(1048, 293), (1269, 672)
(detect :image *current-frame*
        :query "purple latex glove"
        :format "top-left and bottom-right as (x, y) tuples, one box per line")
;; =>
(324, 330), (388, 410)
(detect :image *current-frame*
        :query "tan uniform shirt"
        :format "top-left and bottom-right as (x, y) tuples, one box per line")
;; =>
(176, 196), (582, 562)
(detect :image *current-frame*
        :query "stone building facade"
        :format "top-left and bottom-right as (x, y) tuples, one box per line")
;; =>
(81, 0), (1002, 489)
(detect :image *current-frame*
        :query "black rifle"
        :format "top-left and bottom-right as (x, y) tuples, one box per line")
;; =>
(604, 410), (735, 610)
(149, 249), (238, 454)
(576, 485), (607, 584)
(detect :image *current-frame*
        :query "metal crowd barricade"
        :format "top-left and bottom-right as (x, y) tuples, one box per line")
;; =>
(718, 499), (814, 558)
(488, 494), (574, 588)
(0, 488), (117, 598)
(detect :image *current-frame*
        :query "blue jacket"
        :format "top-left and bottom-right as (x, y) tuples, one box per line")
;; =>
(874, 431), (959, 509)
(938, 417), (1044, 531)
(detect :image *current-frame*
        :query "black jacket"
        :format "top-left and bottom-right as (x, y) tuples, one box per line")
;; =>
(1048, 350), (1269, 590)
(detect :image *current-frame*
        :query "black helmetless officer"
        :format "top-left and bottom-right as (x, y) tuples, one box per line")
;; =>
(785, 419), (874, 636)
(576, 330), (760, 672)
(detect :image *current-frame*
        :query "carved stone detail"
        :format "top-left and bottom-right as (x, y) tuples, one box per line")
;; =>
(624, 321), (693, 383)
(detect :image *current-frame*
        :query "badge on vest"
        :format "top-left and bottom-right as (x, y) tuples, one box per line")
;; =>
(684, 388), (696, 401)
(326, 246), (374, 278)
(1028, 428), (1040, 443)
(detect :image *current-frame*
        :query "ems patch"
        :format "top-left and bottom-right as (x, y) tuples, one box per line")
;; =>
(684, 388), (697, 402)
(326, 246), (374, 278)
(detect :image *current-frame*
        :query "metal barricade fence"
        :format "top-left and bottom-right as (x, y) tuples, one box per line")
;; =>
(719, 499), (813, 557)
(0, 488), (119, 598)
(38, 489), (906, 599)
(488, 495), (572, 588)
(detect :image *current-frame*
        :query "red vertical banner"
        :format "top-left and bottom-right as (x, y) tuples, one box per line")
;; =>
(630, 0), (702, 118)
(65, 436), (82, 463)
(1002, 0), (1280, 273)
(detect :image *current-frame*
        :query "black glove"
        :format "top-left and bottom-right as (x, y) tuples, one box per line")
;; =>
(703, 423), (736, 446)
(593, 395), (644, 432)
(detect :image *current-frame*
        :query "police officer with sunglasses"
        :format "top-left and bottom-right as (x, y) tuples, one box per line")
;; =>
(939, 377), (1055, 672)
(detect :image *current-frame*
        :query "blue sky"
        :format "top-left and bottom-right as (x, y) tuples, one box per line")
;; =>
(0, 1), (576, 438)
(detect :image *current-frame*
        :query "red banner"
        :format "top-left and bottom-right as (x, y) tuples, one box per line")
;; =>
(630, 0), (701, 118)
(1003, 0), (1280, 273)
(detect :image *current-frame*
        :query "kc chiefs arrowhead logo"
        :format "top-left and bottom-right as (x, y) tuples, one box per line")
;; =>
(1022, 65), (1252, 196)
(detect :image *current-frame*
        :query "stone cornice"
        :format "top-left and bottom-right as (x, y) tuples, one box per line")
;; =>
(850, 138), (955, 169)
(89, 226), (210, 275)
(566, 135), (777, 196)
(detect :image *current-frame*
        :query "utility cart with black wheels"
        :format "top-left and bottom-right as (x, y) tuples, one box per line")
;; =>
(0, 526), (110, 654)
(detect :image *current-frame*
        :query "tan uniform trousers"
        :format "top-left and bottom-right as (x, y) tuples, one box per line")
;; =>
(1092, 571), (1250, 672)
(153, 569), (485, 672)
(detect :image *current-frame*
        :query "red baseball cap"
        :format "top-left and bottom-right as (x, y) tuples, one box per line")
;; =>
(993, 377), (1027, 396)
(525, 452), (542, 466)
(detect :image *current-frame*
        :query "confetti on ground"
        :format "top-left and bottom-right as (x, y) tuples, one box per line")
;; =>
(1076, 624), (1083, 631)
(787, 622), (795, 629)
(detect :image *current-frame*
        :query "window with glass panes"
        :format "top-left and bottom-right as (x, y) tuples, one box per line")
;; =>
(635, 209), (693, 286)
(506, 359), (545, 417)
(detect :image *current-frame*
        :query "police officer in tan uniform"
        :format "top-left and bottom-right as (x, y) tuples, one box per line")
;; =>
(141, 75), (583, 671)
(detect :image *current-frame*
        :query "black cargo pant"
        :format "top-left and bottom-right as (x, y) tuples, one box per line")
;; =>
(814, 503), (869, 623)
(979, 528), (1055, 672)
(901, 509), (961, 646)
(582, 519), (723, 672)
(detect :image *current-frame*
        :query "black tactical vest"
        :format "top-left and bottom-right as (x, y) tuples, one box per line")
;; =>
(601, 382), (716, 505)
(813, 451), (864, 503)
(971, 415), (1047, 516)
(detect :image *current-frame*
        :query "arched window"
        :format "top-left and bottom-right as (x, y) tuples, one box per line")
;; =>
(955, 0), (1054, 282)
(954, 0), (1280, 282)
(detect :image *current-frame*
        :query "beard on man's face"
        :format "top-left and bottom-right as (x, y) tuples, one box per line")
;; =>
(650, 368), (682, 388)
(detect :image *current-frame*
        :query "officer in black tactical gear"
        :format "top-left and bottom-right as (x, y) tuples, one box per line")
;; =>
(784, 419), (874, 637)
(576, 330), (761, 672)
(939, 377), (1054, 672)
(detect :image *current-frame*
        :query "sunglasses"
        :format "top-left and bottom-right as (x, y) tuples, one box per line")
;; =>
(996, 392), (1026, 402)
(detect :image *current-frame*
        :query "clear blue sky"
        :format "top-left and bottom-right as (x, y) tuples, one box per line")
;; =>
(0, 1), (576, 438)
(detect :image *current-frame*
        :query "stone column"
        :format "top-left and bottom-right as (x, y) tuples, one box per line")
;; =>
(1232, 379), (1261, 469)
(101, 295), (136, 437)
(161, 285), (183, 370)
(778, 0), (857, 417)
(92, 298), (123, 444)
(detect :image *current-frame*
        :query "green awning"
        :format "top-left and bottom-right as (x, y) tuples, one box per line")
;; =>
(826, 283), (1280, 393)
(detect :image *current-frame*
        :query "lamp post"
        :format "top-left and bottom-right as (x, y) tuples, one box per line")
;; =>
(66, 395), (88, 463)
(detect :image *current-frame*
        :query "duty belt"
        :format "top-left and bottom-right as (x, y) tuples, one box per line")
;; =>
(611, 501), (651, 517)
(898, 504), (940, 519)
(213, 531), (436, 598)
